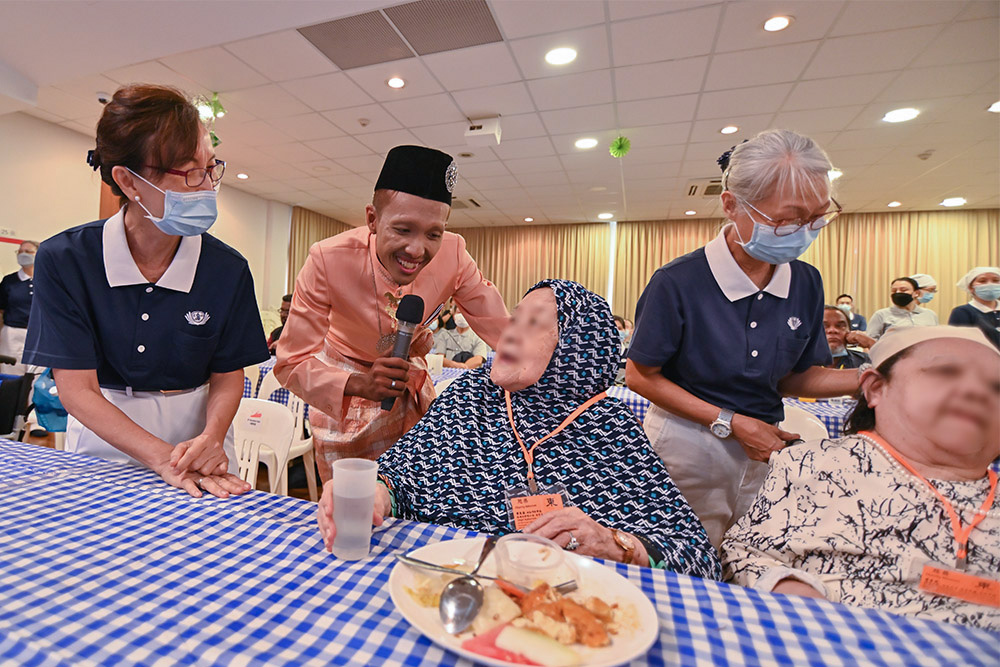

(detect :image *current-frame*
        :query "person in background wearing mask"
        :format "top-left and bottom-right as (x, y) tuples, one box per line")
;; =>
(835, 293), (866, 331)
(267, 293), (292, 355)
(23, 84), (269, 500)
(823, 306), (870, 369)
(949, 266), (1000, 348)
(626, 129), (859, 547)
(0, 240), (38, 374)
(613, 315), (629, 351)
(858, 277), (939, 346)
(910, 273), (938, 308)
(432, 310), (489, 369)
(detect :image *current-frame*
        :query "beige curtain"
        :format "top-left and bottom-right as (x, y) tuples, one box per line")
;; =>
(287, 206), (352, 288)
(458, 223), (612, 309)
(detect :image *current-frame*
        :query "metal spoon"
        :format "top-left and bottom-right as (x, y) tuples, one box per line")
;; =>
(439, 536), (498, 634)
(395, 553), (578, 595)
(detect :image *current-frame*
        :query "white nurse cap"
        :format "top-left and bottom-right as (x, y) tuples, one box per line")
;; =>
(869, 325), (999, 368)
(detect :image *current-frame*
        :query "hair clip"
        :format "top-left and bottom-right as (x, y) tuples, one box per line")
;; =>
(86, 149), (100, 171)
(716, 139), (749, 173)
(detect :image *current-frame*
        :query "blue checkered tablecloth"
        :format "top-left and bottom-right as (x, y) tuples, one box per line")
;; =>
(782, 398), (856, 437)
(2, 440), (995, 666)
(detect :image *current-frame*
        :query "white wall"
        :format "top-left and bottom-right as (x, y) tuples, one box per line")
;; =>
(0, 111), (290, 308)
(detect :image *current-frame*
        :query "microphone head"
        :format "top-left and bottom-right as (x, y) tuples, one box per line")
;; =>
(395, 294), (425, 324)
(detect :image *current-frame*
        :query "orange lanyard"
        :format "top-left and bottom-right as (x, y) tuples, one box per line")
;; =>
(505, 391), (607, 493)
(861, 431), (997, 571)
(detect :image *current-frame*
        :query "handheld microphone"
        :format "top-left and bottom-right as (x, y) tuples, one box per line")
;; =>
(381, 294), (425, 411)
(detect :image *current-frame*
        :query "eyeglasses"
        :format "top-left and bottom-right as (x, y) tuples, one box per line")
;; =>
(740, 197), (842, 237)
(145, 159), (226, 187)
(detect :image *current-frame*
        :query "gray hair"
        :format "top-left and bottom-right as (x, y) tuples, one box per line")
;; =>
(722, 129), (833, 204)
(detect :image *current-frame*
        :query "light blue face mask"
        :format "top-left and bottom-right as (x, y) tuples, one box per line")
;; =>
(429, 320), (439, 332)
(837, 304), (852, 314)
(127, 168), (218, 237)
(917, 292), (935, 304)
(973, 284), (1000, 301)
(731, 216), (820, 265)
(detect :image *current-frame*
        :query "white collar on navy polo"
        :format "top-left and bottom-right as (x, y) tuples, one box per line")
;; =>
(103, 207), (201, 293)
(17, 269), (29, 281)
(970, 299), (998, 313)
(704, 227), (791, 302)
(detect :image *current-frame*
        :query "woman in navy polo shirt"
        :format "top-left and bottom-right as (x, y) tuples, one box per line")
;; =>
(626, 129), (860, 548)
(24, 85), (269, 499)
(0, 240), (37, 374)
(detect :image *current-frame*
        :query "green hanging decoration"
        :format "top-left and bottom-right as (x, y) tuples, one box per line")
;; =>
(609, 135), (631, 158)
(210, 130), (221, 148)
(195, 92), (226, 146)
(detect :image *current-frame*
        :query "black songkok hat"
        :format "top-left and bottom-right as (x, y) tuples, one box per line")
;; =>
(374, 145), (457, 206)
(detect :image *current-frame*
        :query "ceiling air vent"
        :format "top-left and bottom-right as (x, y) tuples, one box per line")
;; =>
(384, 0), (502, 55)
(451, 198), (482, 210)
(298, 11), (413, 69)
(686, 178), (724, 198)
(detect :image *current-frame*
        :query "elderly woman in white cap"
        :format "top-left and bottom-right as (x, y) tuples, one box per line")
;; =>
(722, 325), (1000, 630)
(949, 266), (1000, 349)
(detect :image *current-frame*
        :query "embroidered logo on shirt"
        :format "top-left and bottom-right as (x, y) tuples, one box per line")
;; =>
(787, 316), (802, 331)
(185, 311), (211, 326)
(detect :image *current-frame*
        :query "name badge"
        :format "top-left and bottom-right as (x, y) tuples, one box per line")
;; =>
(504, 483), (566, 531)
(919, 564), (1000, 608)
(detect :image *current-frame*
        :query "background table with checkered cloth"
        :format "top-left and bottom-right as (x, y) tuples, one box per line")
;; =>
(782, 398), (856, 437)
(3, 440), (995, 666)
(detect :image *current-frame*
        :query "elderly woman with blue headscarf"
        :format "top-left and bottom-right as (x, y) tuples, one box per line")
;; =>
(317, 280), (720, 576)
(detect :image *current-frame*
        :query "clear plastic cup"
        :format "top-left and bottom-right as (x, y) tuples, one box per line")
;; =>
(331, 458), (378, 561)
(495, 534), (578, 591)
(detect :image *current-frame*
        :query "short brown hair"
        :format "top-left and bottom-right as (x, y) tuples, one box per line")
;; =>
(91, 84), (206, 206)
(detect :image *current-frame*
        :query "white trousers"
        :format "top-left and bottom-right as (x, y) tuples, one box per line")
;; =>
(0, 325), (38, 375)
(67, 384), (238, 475)
(643, 404), (769, 549)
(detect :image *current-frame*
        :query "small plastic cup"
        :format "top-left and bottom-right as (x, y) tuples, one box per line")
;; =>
(495, 534), (578, 591)
(331, 458), (378, 561)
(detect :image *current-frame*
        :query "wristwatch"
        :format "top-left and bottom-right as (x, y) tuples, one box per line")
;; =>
(709, 408), (735, 438)
(611, 528), (636, 564)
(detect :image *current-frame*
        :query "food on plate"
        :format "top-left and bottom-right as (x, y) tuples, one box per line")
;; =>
(494, 626), (581, 667)
(471, 585), (523, 636)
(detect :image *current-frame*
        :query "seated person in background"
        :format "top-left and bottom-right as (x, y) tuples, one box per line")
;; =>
(822, 306), (870, 369)
(722, 326), (1000, 631)
(267, 293), (292, 354)
(949, 266), (1000, 349)
(855, 276), (939, 347)
(433, 311), (489, 369)
(911, 273), (938, 306)
(318, 280), (721, 577)
(835, 293), (867, 331)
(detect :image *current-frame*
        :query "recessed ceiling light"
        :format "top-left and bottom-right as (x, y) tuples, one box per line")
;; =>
(988, 101), (1000, 113)
(236, 173), (249, 180)
(386, 77), (406, 89)
(887, 201), (901, 208)
(882, 107), (920, 123)
(575, 137), (598, 149)
(589, 186), (607, 192)
(940, 197), (966, 207)
(459, 152), (474, 158)
(545, 47), (577, 65)
(598, 212), (614, 220)
(719, 125), (739, 135)
(524, 217), (534, 223)
(828, 169), (843, 180)
(685, 210), (697, 216)
(763, 15), (792, 32)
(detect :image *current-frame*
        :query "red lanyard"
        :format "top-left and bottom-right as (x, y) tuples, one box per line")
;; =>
(505, 391), (607, 493)
(861, 431), (997, 571)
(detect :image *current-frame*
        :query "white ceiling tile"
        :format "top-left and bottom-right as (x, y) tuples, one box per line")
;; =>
(846, 95), (968, 130)
(957, 1), (999, 21)
(527, 69), (613, 110)
(225, 83), (312, 120)
(466, 175), (522, 190)
(422, 42), (522, 90)
(354, 129), (423, 155)
(624, 121), (692, 146)
(345, 59), (443, 102)
(223, 30), (337, 82)
(58, 119), (95, 136)
(696, 84), (792, 120)
(267, 112), (344, 141)
(215, 143), (273, 168)
(615, 57), (710, 102)
(540, 103), (617, 134)
(492, 136), (555, 160)
(295, 160), (351, 178)
(911, 19), (1000, 68)
(491, 0), (607, 39)
(551, 129), (620, 155)
(617, 94), (700, 126)
(310, 135), (374, 159)
(830, 1), (965, 36)
(21, 107), (66, 124)
(783, 72), (896, 111)
(280, 73), (374, 111)
(51, 74), (124, 103)
(878, 62), (998, 103)
(608, 0), (717, 21)
(159, 46), (268, 91)
(509, 25), (611, 80)
(452, 82), (536, 118)
(772, 105), (865, 134)
(382, 93), (465, 127)
(104, 60), (207, 97)
(35, 86), (102, 121)
(502, 155), (565, 174)
(714, 1), (844, 52)
(803, 26), (940, 79)
(611, 4), (721, 66)
(499, 113), (548, 140)
(706, 42), (817, 90)
(457, 161), (511, 178)
(321, 104), (402, 135)
(618, 144), (686, 164)
(515, 170), (570, 187)
(214, 119), (292, 147)
(410, 122), (468, 147)
(334, 154), (390, 173)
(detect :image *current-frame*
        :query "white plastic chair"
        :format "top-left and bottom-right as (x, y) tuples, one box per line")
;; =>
(232, 398), (295, 492)
(779, 405), (831, 442)
(258, 371), (318, 500)
(243, 363), (262, 398)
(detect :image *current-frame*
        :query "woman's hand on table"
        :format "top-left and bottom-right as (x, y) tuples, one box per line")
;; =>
(153, 458), (250, 499)
(524, 507), (646, 564)
(731, 415), (799, 462)
(170, 432), (229, 476)
(346, 358), (413, 402)
(318, 479), (391, 552)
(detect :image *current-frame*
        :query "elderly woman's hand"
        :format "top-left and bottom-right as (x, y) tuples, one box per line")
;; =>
(317, 479), (391, 552)
(523, 507), (644, 564)
(732, 415), (799, 462)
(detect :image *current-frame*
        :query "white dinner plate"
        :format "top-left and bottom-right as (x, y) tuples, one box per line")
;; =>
(388, 537), (660, 667)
